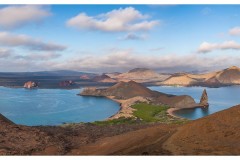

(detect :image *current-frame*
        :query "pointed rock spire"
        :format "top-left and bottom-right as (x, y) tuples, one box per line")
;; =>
(200, 89), (209, 107)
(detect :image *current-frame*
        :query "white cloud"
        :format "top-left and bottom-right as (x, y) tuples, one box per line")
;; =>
(1, 48), (239, 73)
(0, 32), (66, 51)
(0, 5), (51, 29)
(197, 40), (240, 53)
(229, 27), (240, 36)
(0, 48), (12, 58)
(66, 7), (159, 32)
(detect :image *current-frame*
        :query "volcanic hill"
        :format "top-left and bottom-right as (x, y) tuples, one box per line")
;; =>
(81, 81), (202, 109)
(159, 66), (240, 86)
(108, 68), (170, 83)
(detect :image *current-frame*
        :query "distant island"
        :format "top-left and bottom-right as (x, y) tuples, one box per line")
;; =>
(0, 66), (240, 89)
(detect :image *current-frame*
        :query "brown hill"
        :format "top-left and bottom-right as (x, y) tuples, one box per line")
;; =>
(215, 66), (240, 84)
(159, 66), (240, 86)
(163, 104), (240, 155)
(92, 74), (117, 83)
(0, 114), (58, 155)
(81, 81), (154, 99)
(67, 104), (240, 155)
(159, 74), (198, 86)
(112, 68), (170, 83)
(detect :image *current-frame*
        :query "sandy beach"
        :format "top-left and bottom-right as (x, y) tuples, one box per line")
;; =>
(106, 96), (149, 120)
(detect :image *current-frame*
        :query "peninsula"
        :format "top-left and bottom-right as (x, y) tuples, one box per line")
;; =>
(80, 81), (208, 119)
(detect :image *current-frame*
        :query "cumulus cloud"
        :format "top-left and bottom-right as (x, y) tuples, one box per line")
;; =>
(0, 32), (67, 51)
(229, 27), (240, 36)
(197, 40), (240, 53)
(0, 48), (12, 58)
(0, 5), (51, 29)
(66, 7), (159, 32)
(119, 33), (147, 40)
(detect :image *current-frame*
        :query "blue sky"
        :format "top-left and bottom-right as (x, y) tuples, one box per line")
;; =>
(0, 5), (240, 73)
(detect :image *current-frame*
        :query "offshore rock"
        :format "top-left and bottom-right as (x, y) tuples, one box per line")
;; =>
(200, 89), (209, 107)
(23, 81), (38, 89)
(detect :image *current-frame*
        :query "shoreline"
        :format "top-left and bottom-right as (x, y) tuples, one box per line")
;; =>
(105, 96), (149, 120)
(167, 108), (184, 119)
(105, 95), (189, 121)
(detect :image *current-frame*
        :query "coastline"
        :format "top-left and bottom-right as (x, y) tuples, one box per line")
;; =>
(105, 96), (149, 120)
(106, 95), (187, 121)
(167, 108), (183, 119)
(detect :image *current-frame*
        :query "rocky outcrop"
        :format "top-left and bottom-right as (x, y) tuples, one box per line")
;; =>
(59, 80), (74, 87)
(200, 89), (209, 107)
(153, 95), (197, 109)
(23, 81), (38, 89)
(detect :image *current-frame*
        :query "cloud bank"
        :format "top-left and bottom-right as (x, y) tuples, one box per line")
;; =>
(14, 52), (61, 61)
(48, 50), (238, 73)
(0, 5), (51, 29)
(0, 48), (12, 58)
(229, 27), (240, 36)
(197, 41), (240, 53)
(0, 32), (66, 51)
(66, 7), (159, 32)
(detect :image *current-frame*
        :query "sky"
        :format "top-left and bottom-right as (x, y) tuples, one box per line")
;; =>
(0, 5), (240, 73)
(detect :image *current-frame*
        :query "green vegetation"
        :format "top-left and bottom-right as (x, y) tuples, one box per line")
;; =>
(131, 103), (169, 122)
(92, 117), (136, 126)
(131, 103), (189, 124)
(91, 103), (189, 126)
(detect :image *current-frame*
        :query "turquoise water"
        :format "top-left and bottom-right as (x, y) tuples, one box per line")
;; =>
(149, 86), (240, 120)
(0, 87), (119, 126)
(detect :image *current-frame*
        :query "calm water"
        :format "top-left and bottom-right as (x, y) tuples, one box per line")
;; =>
(0, 87), (119, 126)
(149, 86), (240, 120)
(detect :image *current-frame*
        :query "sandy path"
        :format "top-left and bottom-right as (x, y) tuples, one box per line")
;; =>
(106, 96), (148, 120)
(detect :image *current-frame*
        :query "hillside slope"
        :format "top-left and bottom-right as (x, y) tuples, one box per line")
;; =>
(68, 104), (240, 155)
(111, 68), (170, 83)
(163, 104), (240, 155)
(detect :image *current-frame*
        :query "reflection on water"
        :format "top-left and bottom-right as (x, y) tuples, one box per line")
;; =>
(149, 86), (240, 120)
(0, 87), (120, 126)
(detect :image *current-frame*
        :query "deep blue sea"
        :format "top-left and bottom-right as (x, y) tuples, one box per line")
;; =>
(149, 86), (240, 120)
(0, 87), (119, 126)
